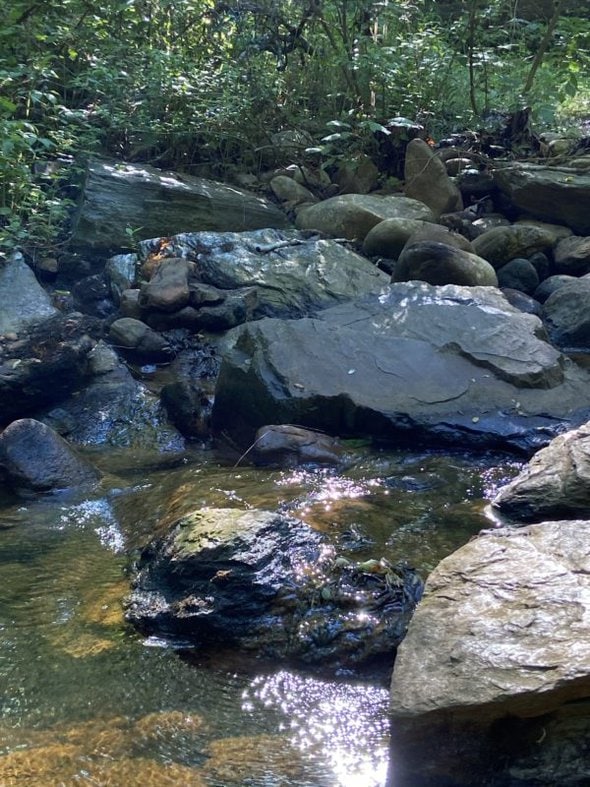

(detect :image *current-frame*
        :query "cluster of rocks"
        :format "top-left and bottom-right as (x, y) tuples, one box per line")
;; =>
(2, 132), (590, 682)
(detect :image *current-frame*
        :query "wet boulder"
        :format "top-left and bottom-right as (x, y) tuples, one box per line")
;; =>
(108, 318), (173, 363)
(389, 519), (590, 786)
(212, 282), (590, 453)
(0, 312), (97, 426)
(135, 229), (388, 326)
(0, 418), (100, 493)
(40, 342), (184, 451)
(125, 507), (423, 668)
(160, 381), (212, 440)
(492, 421), (590, 522)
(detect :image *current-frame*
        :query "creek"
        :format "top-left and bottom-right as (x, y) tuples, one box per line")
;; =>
(0, 441), (521, 785)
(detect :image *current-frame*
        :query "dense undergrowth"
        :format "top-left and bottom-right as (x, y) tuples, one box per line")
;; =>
(1, 0), (589, 259)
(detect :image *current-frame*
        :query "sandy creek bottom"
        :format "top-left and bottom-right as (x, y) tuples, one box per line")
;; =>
(0, 442), (520, 786)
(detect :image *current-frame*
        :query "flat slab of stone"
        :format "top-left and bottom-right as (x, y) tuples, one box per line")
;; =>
(70, 158), (291, 253)
(213, 282), (590, 452)
(493, 164), (590, 234)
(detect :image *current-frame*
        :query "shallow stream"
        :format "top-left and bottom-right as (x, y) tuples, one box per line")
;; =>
(0, 443), (521, 785)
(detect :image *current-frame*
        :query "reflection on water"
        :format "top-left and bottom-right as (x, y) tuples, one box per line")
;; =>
(0, 444), (521, 785)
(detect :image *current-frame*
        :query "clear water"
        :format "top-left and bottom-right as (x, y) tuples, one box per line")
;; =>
(0, 444), (521, 786)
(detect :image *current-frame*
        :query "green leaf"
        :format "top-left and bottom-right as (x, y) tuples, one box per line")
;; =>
(0, 97), (16, 115)
(326, 120), (352, 130)
(321, 132), (353, 143)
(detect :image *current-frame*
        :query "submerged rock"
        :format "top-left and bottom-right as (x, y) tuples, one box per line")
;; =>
(212, 282), (590, 452)
(389, 519), (590, 786)
(125, 507), (422, 668)
(250, 424), (342, 466)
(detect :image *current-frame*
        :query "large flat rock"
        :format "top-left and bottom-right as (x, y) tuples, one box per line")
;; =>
(70, 158), (291, 253)
(493, 163), (590, 234)
(212, 282), (590, 452)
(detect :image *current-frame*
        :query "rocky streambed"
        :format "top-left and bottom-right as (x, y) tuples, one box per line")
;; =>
(3, 138), (590, 783)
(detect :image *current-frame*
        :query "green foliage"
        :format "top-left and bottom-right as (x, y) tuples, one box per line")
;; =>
(0, 0), (588, 257)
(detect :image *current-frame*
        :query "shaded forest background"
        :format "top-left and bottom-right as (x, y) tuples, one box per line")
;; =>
(1, 0), (589, 257)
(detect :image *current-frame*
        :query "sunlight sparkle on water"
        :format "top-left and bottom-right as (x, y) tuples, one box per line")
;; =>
(241, 670), (389, 787)
(277, 468), (371, 515)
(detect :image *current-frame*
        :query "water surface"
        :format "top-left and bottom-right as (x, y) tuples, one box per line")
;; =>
(0, 444), (520, 785)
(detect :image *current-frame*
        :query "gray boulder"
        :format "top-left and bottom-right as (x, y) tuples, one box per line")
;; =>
(492, 421), (590, 522)
(0, 252), (57, 334)
(493, 163), (590, 234)
(393, 241), (497, 287)
(534, 274), (577, 303)
(389, 520), (590, 786)
(269, 175), (317, 205)
(0, 418), (100, 493)
(542, 277), (590, 351)
(404, 138), (463, 217)
(402, 223), (475, 253)
(125, 507), (423, 668)
(212, 283), (590, 453)
(333, 153), (379, 195)
(69, 157), (291, 253)
(295, 194), (434, 240)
